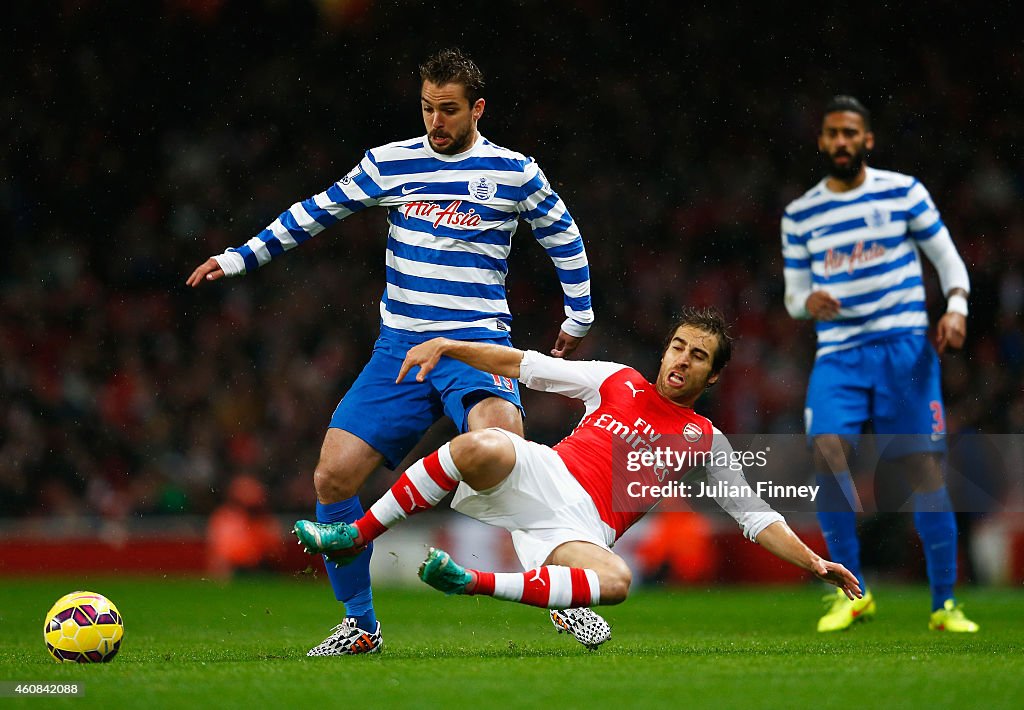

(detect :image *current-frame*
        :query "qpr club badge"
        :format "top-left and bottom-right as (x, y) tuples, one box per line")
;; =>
(867, 207), (888, 228)
(468, 175), (498, 201)
(339, 165), (362, 186)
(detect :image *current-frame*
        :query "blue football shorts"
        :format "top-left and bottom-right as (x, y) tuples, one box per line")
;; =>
(805, 333), (946, 459)
(330, 333), (524, 468)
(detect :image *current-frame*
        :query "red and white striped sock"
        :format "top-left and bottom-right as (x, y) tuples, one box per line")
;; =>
(354, 444), (462, 542)
(470, 566), (601, 609)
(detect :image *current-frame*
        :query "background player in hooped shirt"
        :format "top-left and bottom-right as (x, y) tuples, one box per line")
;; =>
(781, 96), (977, 633)
(185, 49), (594, 655)
(295, 308), (861, 646)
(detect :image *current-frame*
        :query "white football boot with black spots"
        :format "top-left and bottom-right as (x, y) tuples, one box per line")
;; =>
(306, 618), (383, 656)
(549, 608), (611, 650)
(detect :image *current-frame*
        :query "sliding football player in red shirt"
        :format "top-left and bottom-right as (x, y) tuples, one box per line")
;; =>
(295, 307), (859, 648)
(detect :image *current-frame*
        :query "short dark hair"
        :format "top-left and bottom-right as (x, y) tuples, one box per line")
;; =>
(824, 95), (871, 129)
(419, 48), (485, 105)
(663, 306), (733, 376)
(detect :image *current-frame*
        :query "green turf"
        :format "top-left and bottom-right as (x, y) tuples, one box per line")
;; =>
(0, 576), (1021, 709)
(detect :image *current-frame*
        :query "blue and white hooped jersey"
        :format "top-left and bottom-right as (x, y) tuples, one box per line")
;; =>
(224, 134), (592, 342)
(782, 168), (949, 357)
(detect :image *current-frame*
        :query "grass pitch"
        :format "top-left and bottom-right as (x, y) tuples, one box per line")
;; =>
(0, 576), (1021, 709)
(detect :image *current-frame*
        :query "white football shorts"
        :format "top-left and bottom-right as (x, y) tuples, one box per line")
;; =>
(450, 428), (615, 570)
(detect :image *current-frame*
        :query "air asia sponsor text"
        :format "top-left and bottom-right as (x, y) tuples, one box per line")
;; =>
(823, 240), (886, 277)
(403, 200), (482, 229)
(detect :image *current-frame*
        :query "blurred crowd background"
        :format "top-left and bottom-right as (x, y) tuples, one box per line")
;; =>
(3, 0), (1022, 545)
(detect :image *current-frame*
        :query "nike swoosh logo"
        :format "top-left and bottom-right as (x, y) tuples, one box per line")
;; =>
(402, 185), (427, 195)
(810, 227), (830, 238)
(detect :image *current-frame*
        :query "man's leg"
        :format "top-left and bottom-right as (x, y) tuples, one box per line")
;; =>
(454, 410), (612, 648)
(306, 338), (440, 655)
(419, 540), (630, 608)
(874, 453), (975, 631)
(466, 395), (524, 436)
(806, 349), (876, 632)
(874, 336), (976, 631)
(813, 434), (865, 590)
(545, 540), (632, 606)
(298, 429), (517, 558)
(300, 430), (622, 607)
(812, 434), (877, 632)
(418, 541), (620, 649)
(459, 374), (616, 640)
(544, 542), (620, 649)
(902, 453), (960, 612)
(312, 428), (384, 637)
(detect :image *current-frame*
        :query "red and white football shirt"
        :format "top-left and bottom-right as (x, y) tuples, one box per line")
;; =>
(518, 351), (783, 541)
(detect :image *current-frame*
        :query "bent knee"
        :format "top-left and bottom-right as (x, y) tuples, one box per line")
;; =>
(598, 564), (633, 605)
(314, 463), (358, 502)
(450, 429), (515, 471)
(312, 434), (383, 503)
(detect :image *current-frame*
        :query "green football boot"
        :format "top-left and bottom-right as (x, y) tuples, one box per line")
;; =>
(293, 520), (364, 566)
(418, 547), (473, 595)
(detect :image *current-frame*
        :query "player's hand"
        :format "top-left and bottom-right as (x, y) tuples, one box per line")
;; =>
(551, 330), (582, 358)
(397, 338), (450, 383)
(935, 312), (967, 355)
(186, 257), (225, 287)
(810, 557), (862, 600)
(805, 291), (842, 321)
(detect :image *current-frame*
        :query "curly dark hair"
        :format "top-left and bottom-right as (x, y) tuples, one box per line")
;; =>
(419, 48), (485, 105)
(662, 306), (733, 375)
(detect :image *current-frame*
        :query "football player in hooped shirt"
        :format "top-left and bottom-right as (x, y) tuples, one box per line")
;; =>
(295, 308), (861, 646)
(782, 96), (976, 633)
(186, 49), (593, 655)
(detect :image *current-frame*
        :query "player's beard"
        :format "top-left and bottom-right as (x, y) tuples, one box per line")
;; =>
(430, 126), (473, 155)
(823, 147), (867, 180)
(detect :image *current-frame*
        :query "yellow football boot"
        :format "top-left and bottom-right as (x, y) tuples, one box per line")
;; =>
(928, 599), (979, 633)
(817, 588), (876, 632)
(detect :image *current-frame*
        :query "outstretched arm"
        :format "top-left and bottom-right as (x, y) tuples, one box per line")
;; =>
(755, 521), (862, 599)
(705, 430), (859, 598)
(397, 338), (525, 383)
(185, 156), (380, 287)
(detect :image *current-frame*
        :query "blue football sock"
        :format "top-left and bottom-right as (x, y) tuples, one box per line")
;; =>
(913, 487), (957, 611)
(815, 472), (865, 590)
(317, 497), (377, 631)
